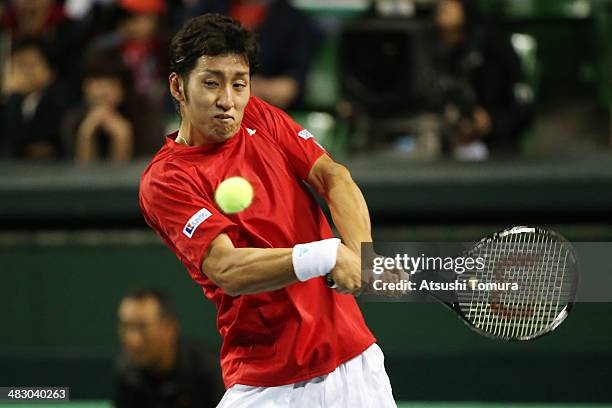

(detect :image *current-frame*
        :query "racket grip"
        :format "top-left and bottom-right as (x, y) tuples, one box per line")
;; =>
(325, 273), (337, 288)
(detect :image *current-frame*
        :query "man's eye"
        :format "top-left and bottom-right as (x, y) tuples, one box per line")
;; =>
(234, 83), (246, 89)
(204, 81), (218, 87)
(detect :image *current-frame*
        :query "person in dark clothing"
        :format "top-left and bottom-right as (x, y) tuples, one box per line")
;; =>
(434, 0), (533, 158)
(1, 0), (84, 92)
(1, 37), (67, 160)
(62, 50), (135, 162)
(62, 48), (163, 162)
(192, 0), (321, 109)
(87, 0), (170, 110)
(115, 289), (223, 408)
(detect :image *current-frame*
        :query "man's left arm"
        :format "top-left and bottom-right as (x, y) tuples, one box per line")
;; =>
(308, 155), (407, 295)
(308, 155), (371, 256)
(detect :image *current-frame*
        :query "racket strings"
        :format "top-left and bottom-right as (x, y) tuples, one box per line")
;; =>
(458, 230), (574, 340)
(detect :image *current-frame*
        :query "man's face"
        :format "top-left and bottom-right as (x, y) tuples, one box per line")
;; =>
(436, 0), (465, 31)
(13, 0), (53, 20)
(118, 297), (175, 369)
(175, 53), (250, 144)
(10, 47), (54, 94)
(83, 77), (124, 108)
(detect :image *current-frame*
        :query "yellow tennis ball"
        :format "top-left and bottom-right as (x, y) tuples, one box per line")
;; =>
(214, 177), (254, 214)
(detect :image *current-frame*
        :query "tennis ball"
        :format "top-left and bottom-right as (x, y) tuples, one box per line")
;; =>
(214, 177), (254, 214)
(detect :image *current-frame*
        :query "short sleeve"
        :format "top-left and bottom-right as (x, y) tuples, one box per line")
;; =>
(139, 167), (239, 278)
(256, 98), (328, 180)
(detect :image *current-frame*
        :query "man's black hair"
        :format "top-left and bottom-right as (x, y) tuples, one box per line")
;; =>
(122, 288), (180, 322)
(169, 13), (258, 112)
(81, 48), (133, 94)
(10, 37), (57, 72)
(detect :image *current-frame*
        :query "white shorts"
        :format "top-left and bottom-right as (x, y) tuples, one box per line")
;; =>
(216, 343), (396, 408)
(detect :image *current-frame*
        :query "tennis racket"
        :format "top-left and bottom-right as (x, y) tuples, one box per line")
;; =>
(326, 226), (579, 341)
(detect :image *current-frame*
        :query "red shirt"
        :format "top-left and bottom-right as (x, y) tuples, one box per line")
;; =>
(139, 96), (375, 388)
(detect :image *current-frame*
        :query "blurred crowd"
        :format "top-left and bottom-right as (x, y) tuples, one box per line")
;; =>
(0, 0), (320, 162)
(341, 0), (535, 160)
(0, 0), (538, 163)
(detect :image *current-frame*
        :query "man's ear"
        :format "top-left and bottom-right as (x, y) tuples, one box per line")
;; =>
(169, 73), (185, 103)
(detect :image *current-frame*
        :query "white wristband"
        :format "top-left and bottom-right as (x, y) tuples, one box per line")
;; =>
(292, 238), (341, 282)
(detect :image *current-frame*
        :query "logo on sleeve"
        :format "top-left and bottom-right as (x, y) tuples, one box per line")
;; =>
(298, 129), (314, 140)
(183, 208), (212, 238)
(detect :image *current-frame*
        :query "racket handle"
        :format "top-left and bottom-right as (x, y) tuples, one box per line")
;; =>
(325, 273), (337, 288)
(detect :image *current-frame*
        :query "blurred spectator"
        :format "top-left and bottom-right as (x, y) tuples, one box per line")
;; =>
(1, 0), (64, 37)
(433, 0), (533, 159)
(1, 37), (67, 159)
(197, 0), (321, 109)
(115, 289), (223, 408)
(62, 50), (134, 162)
(1, 0), (82, 84)
(89, 0), (169, 109)
(62, 48), (163, 162)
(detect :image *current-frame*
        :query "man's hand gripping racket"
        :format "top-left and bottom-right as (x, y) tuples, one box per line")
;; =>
(326, 244), (408, 297)
(325, 244), (363, 295)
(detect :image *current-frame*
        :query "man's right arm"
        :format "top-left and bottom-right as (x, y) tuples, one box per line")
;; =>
(202, 233), (362, 296)
(140, 170), (361, 296)
(202, 233), (296, 296)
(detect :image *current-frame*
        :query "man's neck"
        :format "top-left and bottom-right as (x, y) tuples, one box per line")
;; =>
(177, 121), (204, 147)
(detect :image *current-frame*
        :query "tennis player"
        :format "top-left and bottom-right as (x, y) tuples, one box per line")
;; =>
(139, 14), (396, 407)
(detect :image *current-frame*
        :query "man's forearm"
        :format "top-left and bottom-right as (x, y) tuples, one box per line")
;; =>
(203, 242), (297, 296)
(324, 167), (372, 255)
